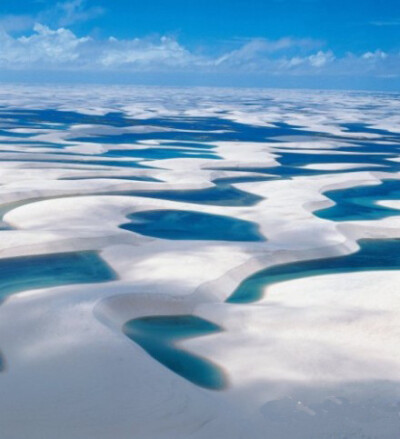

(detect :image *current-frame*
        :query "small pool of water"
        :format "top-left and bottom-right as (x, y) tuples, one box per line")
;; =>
(277, 150), (397, 169)
(0, 251), (116, 299)
(228, 239), (400, 303)
(0, 157), (153, 169)
(123, 315), (227, 390)
(316, 179), (400, 221)
(0, 109), (133, 129)
(121, 209), (265, 241)
(341, 122), (400, 140)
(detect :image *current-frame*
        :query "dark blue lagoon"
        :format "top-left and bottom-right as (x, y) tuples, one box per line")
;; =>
(341, 122), (400, 141)
(317, 179), (400, 221)
(0, 157), (154, 169)
(276, 150), (397, 169)
(0, 109), (134, 129)
(123, 315), (227, 390)
(0, 251), (116, 299)
(228, 239), (400, 303)
(120, 209), (265, 241)
(71, 118), (308, 144)
(207, 145), (399, 179)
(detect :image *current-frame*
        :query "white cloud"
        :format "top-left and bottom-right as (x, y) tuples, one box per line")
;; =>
(308, 50), (335, 67)
(362, 50), (387, 60)
(100, 36), (200, 69)
(0, 23), (398, 79)
(281, 50), (335, 70)
(0, 24), (90, 66)
(215, 37), (321, 66)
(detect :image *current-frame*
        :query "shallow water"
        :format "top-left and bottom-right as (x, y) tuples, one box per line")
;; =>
(0, 157), (153, 169)
(123, 315), (227, 390)
(0, 251), (116, 299)
(0, 109), (133, 129)
(316, 179), (400, 221)
(70, 117), (308, 144)
(121, 209), (265, 241)
(228, 239), (400, 303)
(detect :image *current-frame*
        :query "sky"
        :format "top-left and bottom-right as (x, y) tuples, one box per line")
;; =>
(0, 0), (399, 90)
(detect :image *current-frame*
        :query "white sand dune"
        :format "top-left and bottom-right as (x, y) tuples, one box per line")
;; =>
(0, 86), (399, 438)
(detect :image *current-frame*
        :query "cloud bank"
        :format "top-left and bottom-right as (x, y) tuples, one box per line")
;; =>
(0, 22), (398, 81)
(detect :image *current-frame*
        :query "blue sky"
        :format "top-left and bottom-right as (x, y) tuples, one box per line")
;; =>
(0, 0), (399, 90)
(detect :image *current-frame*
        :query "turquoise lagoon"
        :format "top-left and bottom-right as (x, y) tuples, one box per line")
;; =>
(0, 251), (116, 299)
(228, 239), (400, 304)
(120, 209), (265, 241)
(123, 315), (226, 390)
(317, 179), (400, 221)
